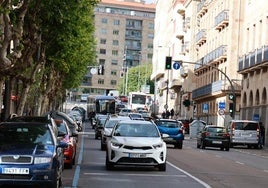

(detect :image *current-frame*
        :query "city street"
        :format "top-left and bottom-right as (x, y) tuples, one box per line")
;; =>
(61, 121), (268, 188)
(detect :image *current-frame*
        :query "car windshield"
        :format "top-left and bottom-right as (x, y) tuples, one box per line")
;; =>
(105, 120), (120, 128)
(114, 123), (159, 137)
(57, 122), (68, 134)
(156, 121), (179, 128)
(207, 127), (227, 133)
(233, 122), (259, 130)
(0, 124), (53, 147)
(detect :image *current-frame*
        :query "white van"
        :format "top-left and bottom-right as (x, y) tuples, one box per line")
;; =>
(227, 120), (261, 149)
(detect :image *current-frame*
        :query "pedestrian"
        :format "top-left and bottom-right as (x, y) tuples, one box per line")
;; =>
(166, 110), (170, 119)
(161, 111), (166, 119)
(170, 108), (174, 119)
(260, 122), (265, 148)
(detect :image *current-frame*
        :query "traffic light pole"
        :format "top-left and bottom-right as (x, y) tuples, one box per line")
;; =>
(179, 61), (236, 119)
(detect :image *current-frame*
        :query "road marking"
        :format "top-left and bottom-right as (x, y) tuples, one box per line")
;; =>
(264, 170), (268, 173)
(167, 161), (211, 188)
(235, 161), (244, 165)
(84, 172), (187, 177)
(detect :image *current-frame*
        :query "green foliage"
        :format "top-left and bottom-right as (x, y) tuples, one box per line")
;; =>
(39, 0), (98, 89)
(118, 63), (154, 95)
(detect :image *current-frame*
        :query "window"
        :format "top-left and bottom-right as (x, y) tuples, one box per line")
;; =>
(113, 30), (119, 35)
(148, 22), (154, 29)
(100, 39), (106, 44)
(101, 28), (107, 34)
(111, 70), (117, 76)
(99, 59), (105, 64)
(112, 50), (118, 56)
(111, 60), (118, 65)
(113, 40), (119, 46)
(100, 49), (106, 54)
(111, 80), (117, 85)
(102, 18), (108, 24)
(114, 19), (120, 25)
(98, 79), (104, 85)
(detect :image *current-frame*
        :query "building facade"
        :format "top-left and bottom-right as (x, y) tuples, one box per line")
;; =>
(80, 0), (155, 96)
(152, 0), (268, 145)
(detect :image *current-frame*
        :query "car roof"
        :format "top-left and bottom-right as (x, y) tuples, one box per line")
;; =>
(155, 118), (179, 122)
(118, 120), (154, 125)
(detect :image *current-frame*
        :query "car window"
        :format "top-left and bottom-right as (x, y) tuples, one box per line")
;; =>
(157, 121), (179, 128)
(233, 122), (259, 130)
(114, 123), (159, 137)
(0, 125), (53, 146)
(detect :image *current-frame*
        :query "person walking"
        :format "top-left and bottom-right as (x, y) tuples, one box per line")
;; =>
(170, 108), (174, 119)
(165, 110), (170, 119)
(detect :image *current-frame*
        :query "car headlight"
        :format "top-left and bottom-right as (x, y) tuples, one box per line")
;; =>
(153, 143), (163, 149)
(111, 141), (123, 148)
(34, 157), (52, 164)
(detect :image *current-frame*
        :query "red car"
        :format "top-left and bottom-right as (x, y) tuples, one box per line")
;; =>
(56, 119), (78, 169)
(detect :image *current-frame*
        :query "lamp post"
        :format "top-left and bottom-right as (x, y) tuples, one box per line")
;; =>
(178, 61), (236, 119)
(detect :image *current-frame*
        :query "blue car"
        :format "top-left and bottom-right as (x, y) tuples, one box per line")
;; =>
(154, 119), (184, 149)
(0, 122), (67, 187)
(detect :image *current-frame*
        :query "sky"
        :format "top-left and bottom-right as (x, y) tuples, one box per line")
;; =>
(144, 0), (155, 4)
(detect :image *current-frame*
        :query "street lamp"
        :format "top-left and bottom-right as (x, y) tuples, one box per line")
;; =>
(178, 61), (236, 119)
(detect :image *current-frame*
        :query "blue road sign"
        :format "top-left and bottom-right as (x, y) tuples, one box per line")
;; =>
(173, 62), (181, 70)
(219, 102), (225, 109)
(202, 103), (209, 113)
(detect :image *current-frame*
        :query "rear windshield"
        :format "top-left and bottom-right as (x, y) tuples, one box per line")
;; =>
(156, 121), (179, 128)
(232, 122), (259, 130)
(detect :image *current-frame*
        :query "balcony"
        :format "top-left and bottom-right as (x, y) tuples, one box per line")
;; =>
(170, 79), (182, 89)
(214, 10), (229, 30)
(197, 1), (208, 17)
(192, 80), (224, 100)
(238, 46), (268, 73)
(195, 29), (207, 45)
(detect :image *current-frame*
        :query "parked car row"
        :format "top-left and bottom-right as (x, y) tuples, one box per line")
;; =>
(0, 111), (80, 187)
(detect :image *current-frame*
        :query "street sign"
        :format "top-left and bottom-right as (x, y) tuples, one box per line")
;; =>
(218, 109), (225, 115)
(219, 102), (225, 109)
(173, 62), (180, 70)
(202, 103), (209, 114)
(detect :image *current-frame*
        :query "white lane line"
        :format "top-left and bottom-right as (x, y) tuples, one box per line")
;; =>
(84, 172), (186, 177)
(263, 170), (268, 173)
(235, 161), (244, 165)
(167, 161), (211, 188)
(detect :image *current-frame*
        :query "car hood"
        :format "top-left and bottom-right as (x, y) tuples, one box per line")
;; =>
(112, 136), (163, 146)
(0, 144), (55, 156)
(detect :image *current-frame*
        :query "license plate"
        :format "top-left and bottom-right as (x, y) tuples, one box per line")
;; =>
(129, 153), (146, 158)
(3, 168), (29, 174)
(212, 141), (222, 144)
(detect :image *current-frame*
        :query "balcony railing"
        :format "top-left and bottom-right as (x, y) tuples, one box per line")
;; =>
(214, 10), (229, 30)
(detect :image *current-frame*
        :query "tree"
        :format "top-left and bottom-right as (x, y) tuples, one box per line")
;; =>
(0, 0), (99, 117)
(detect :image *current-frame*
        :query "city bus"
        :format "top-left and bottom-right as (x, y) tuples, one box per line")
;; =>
(87, 95), (116, 118)
(128, 92), (147, 110)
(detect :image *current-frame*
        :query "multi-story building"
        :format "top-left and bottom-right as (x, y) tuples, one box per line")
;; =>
(151, 0), (242, 123)
(152, 0), (267, 145)
(81, 0), (155, 96)
(237, 0), (268, 130)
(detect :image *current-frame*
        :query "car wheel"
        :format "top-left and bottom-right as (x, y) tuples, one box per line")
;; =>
(176, 142), (183, 149)
(201, 140), (205, 149)
(197, 142), (200, 148)
(225, 147), (230, 151)
(51, 169), (62, 188)
(105, 155), (114, 170)
(72, 153), (76, 165)
(95, 134), (98, 139)
(101, 142), (106, 151)
(65, 162), (72, 169)
(158, 162), (166, 171)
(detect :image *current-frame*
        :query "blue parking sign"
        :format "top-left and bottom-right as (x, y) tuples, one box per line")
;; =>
(219, 102), (225, 109)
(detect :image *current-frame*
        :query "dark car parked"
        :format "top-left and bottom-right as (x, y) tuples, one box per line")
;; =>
(0, 122), (67, 187)
(197, 125), (230, 151)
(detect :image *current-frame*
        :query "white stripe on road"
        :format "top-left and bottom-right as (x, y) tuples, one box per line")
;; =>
(167, 161), (211, 188)
(235, 161), (244, 165)
(84, 172), (187, 177)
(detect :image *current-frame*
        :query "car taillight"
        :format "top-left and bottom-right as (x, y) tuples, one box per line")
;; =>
(178, 128), (183, 134)
(223, 133), (230, 137)
(204, 132), (210, 136)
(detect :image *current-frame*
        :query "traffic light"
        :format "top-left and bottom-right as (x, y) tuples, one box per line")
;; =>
(165, 56), (172, 70)
(229, 103), (234, 118)
(98, 65), (104, 75)
(229, 93), (235, 101)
